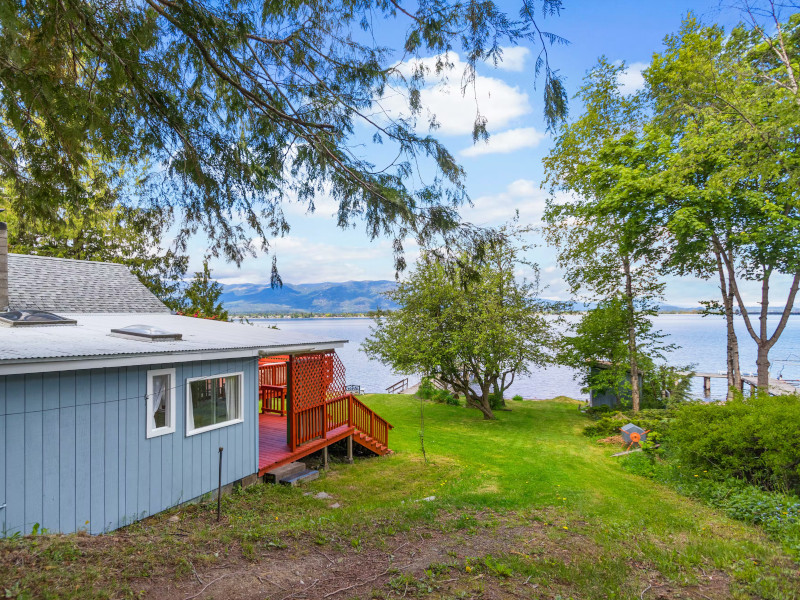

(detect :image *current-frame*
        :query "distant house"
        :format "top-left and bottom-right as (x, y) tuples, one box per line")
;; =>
(0, 222), (391, 537)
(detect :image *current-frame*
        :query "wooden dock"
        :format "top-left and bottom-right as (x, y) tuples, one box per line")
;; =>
(679, 371), (798, 396)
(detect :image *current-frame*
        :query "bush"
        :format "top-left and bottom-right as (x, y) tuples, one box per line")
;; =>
(667, 394), (800, 494)
(417, 377), (435, 400)
(583, 409), (672, 438)
(512, 394), (523, 402)
(432, 389), (459, 406)
(488, 391), (504, 410)
(620, 454), (800, 558)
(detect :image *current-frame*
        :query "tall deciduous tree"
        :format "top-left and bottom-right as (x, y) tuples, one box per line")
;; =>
(0, 0), (568, 270)
(559, 297), (680, 408)
(363, 227), (557, 420)
(543, 59), (664, 412)
(646, 15), (800, 391)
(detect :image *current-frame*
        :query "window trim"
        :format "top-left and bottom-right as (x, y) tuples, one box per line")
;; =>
(146, 368), (177, 439)
(185, 371), (245, 437)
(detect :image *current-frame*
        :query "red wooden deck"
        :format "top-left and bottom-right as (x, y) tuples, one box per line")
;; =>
(258, 413), (355, 475)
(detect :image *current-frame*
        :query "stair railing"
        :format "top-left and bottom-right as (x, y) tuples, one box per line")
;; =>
(386, 378), (409, 394)
(290, 393), (393, 450)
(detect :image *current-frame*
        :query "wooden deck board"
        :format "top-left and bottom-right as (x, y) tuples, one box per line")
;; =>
(258, 413), (355, 475)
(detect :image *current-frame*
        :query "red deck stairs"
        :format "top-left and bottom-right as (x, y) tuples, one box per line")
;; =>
(257, 353), (392, 475)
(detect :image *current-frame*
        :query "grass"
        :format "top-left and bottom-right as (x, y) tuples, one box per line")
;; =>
(1, 395), (799, 599)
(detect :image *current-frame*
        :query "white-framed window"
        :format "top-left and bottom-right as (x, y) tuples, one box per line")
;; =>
(146, 368), (176, 438)
(186, 372), (244, 436)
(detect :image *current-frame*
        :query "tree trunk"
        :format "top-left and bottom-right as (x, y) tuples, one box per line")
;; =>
(622, 257), (640, 412)
(757, 272), (771, 390)
(712, 234), (800, 395)
(452, 374), (495, 420)
(473, 383), (496, 420)
(715, 249), (741, 398)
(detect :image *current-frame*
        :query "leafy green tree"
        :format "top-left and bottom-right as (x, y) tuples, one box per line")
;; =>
(543, 59), (664, 412)
(0, 0), (568, 270)
(182, 259), (228, 320)
(560, 298), (630, 403)
(560, 297), (680, 408)
(645, 14), (800, 391)
(363, 227), (557, 420)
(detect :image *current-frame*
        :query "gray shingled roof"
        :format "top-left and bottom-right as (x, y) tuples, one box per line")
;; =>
(8, 254), (170, 313)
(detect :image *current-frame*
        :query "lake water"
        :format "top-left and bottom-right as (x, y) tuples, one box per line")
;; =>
(252, 315), (800, 401)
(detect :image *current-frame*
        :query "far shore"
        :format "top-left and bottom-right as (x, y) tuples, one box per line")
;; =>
(231, 310), (800, 319)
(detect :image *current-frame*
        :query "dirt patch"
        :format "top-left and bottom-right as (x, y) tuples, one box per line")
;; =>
(597, 435), (624, 445)
(130, 512), (733, 600)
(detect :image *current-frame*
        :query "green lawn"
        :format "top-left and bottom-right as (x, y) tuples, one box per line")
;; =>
(2, 395), (798, 599)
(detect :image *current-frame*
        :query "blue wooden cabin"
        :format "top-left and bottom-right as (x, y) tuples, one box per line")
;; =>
(0, 244), (392, 537)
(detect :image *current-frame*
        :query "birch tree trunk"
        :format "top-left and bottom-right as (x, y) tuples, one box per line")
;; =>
(713, 233), (800, 393)
(623, 256), (641, 412)
(715, 249), (741, 397)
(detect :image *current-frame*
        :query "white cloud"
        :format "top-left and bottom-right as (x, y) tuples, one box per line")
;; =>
(382, 52), (531, 136)
(461, 178), (551, 226)
(485, 46), (530, 72)
(208, 236), (422, 286)
(282, 192), (340, 220)
(460, 126), (545, 157)
(617, 61), (647, 95)
(212, 237), (372, 284)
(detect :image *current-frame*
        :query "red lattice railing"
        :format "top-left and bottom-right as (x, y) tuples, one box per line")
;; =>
(259, 356), (288, 415)
(289, 351), (346, 449)
(274, 351), (392, 452)
(259, 356), (288, 387)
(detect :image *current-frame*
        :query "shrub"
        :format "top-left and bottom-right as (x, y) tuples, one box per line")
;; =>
(667, 393), (800, 494)
(432, 389), (459, 406)
(488, 391), (504, 410)
(417, 377), (435, 400)
(620, 455), (800, 558)
(512, 394), (523, 402)
(582, 409), (672, 438)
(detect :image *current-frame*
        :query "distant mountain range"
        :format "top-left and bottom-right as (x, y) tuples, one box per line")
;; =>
(220, 280), (800, 315)
(221, 280), (398, 314)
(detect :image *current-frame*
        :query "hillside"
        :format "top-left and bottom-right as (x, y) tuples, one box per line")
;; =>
(221, 280), (788, 315)
(220, 280), (398, 314)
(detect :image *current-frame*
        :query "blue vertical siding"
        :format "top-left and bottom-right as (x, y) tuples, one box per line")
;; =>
(0, 413), (5, 534)
(1, 357), (259, 536)
(42, 408), (60, 532)
(5, 413), (24, 534)
(58, 406), (76, 533)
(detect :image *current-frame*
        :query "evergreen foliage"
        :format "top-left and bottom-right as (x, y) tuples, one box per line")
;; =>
(0, 0), (568, 270)
(182, 259), (229, 320)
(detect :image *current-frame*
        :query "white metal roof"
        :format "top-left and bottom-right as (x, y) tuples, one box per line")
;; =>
(0, 313), (347, 375)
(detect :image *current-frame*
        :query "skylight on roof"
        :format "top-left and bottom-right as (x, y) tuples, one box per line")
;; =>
(110, 324), (182, 342)
(0, 310), (77, 327)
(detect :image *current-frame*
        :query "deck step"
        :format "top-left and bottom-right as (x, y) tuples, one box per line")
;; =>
(352, 433), (391, 456)
(279, 469), (319, 486)
(264, 461), (307, 484)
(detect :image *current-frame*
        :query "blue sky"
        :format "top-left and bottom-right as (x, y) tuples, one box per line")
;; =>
(194, 0), (779, 307)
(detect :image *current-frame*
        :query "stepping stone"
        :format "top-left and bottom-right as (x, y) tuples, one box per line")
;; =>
(279, 469), (319, 487)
